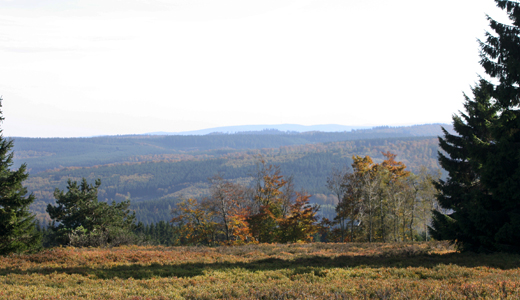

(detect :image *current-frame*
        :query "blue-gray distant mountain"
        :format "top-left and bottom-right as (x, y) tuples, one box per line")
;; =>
(146, 124), (372, 135)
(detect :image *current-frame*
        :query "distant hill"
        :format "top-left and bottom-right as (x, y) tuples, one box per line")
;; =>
(12, 123), (453, 174)
(9, 123), (455, 224)
(23, 136), (443, 224)
(145, 124), (373, 135)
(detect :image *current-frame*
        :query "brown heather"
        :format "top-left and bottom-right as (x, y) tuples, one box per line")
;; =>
(0, 241), (519, 299)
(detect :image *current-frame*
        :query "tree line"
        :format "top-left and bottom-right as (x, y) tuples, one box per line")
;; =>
(32, 156), (439, 247)
(165, 155), (440, 246)
(10, 151), (440, 251)
(25, 137), (442, 225)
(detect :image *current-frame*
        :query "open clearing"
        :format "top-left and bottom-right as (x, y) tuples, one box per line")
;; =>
(0, 242), (519, 299)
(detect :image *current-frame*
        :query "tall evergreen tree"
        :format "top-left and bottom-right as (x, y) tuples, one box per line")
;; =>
(431, 0), (520, 252)
(0, 98), (41, 255)
(480, 0), (520, 252)
(431, 81), (498, 251)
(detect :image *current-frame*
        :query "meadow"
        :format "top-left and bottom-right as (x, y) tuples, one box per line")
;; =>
(0, 241), (519, 299)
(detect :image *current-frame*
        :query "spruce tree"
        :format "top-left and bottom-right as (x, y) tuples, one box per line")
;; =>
(431, 81), (498, 251)
(0, 98), (41, 255)
(431, 0), (520, 252)
(479, 0), (520, 252)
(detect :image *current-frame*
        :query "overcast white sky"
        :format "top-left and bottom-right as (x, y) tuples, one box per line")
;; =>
(0, 0), (505, 137)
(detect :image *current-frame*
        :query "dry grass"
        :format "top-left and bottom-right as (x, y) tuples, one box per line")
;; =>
(0, 241), (519, 299)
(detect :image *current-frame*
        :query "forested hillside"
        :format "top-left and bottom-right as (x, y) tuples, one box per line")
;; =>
(22, 134), (443, 224)
(13, 124), (451, 174)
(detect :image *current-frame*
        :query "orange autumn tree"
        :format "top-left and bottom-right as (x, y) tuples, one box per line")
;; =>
(170, 198), (217, 245)
(247, 160), (320, 243)
(170, 160), (320, 245)
(247, 161), (289, 243)
(227, 206), (255, 245)
(277, 192), (320, 243)
(205, 175), (254, 245)
(380, 151), (410, 181)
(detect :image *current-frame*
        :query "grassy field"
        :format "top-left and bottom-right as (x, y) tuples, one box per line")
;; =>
(0, 242), (519, 299)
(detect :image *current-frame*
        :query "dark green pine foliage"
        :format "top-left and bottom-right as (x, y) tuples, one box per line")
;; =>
(47, 178), (137, 246)
(131, 221), (179, 245)
(479, 0), (520, 252)
(0, 99), (41, 255)
(431, 0), (520, 252)
(430, 81), (499, 251)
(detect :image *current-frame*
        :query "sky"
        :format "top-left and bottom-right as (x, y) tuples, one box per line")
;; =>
(0, 0), (506, 137)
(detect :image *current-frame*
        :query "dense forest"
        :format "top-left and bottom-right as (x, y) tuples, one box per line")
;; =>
(13, 124), (452, 173)
(15, 125), (447, 225)
(34, 152), (439, 247)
